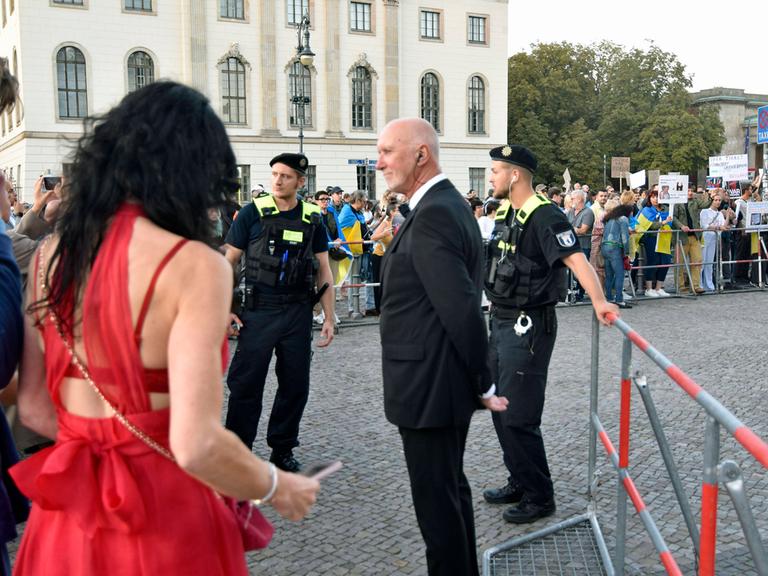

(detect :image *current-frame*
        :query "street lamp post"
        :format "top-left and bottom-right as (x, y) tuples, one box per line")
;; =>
(292, 13), (315, 154)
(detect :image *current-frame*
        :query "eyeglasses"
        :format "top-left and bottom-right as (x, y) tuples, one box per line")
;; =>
(316, 197), (329, 202)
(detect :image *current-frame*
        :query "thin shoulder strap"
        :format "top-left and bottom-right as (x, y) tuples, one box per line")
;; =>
(134, 239), (188, 340)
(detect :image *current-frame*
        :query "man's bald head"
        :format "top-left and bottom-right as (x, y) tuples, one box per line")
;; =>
(380, 118), (440, 163)
(376, 118), (442, 197)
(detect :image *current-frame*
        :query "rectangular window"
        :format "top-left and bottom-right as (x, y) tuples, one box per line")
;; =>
(220, 0), (244, 20)
(305, 165), (316, 196)
(236, 165), (251, 205)
(356, 165), (376, 198)
(468, 15), (486, 44)
(287, 0), (308, 25)
(349, 2), (371, 32)
(124, 0), (152, 11)
(469, 168), (485, 197)
(420, 10), (440, 40)
(52, 0), (84, 4)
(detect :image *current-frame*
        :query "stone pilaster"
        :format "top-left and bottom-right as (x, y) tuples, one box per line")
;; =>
(189, 0), (208, 93)
(260, 0), (281, 135)
(324, 0), (343, 136)
(383, 0), (400, 122)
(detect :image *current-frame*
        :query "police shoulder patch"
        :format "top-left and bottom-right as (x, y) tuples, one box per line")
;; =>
(555, 230), (576, 248)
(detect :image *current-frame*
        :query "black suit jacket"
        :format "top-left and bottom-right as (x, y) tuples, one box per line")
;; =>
(380, 178), (489, 429)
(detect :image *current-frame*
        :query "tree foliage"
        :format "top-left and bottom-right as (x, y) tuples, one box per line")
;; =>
(508, 41), (725, 187)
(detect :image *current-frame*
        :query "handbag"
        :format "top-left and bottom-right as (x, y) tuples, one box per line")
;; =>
(38, 239), (274, 551)
(328, 245), (349, 262)
(622, 255), (632, 271)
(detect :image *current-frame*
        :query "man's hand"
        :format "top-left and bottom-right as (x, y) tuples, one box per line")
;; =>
(227, 312), (243, 337)
(32, 176), (57, 214)
(481, 394), (509, 412)
(680, 225), (691, 232)
(317, 320), (334, 347)
(593, 300), (619, 326)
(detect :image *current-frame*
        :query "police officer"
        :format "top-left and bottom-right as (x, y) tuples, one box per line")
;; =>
(224, 152), (335, 472)
(481, 145), (617, 523)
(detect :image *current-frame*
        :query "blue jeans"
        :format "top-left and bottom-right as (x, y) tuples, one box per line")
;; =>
(602, 244), (624, 302)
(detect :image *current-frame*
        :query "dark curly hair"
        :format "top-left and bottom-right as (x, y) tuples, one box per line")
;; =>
(35, 81), (238, 330)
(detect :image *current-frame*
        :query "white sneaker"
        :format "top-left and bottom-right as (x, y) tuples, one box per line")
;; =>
(645, 289), (659, 298)
(622, 291), (633, 301)
(656, 289), (671, 297)
(313, 311), (325, 325)
(334, 313), (340, 325)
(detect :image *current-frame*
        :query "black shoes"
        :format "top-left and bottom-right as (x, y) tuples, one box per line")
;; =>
(483, 482), (524, 505)
(616, 301), (632, 309)
(503, 497), (556, 524)
(270, 450), (301, 473)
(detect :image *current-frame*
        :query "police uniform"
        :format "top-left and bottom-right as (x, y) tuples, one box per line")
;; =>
(224, 153), (327, 472)
(483, 145), (581, 523)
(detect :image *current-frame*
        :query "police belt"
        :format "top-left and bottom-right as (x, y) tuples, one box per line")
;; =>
(491, 303), (555, 320)
(245, 290), (310, 309)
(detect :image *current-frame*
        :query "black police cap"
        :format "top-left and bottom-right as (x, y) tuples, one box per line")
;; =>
(270, 152), (309, 175)
(489, 144), (538, 173)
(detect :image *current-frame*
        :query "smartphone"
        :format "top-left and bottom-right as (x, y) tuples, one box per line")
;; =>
(43, 176), (61, 191)
(304, 460), (342, 481)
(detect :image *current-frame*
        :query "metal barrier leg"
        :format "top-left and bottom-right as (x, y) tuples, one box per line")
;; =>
(716, 231), (723, 293)
(350, 257), (362, 319)
(614, 336), (632, 574)
(718, 460), (768, 575)
(588, 312), (599, 497)
(700, 417), (720, 576)
(635, 374), (701, 564)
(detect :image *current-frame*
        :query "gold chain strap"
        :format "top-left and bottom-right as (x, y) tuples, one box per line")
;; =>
(38, 237), (175, 463)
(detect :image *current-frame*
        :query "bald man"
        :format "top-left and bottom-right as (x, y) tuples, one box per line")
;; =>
(377, 119), (508, 576)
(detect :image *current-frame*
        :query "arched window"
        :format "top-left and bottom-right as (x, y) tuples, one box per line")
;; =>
(351, 66), (372, 129)
(219, 57), (247, 124)
(56, 46), (88, 119)
(288, 60), (312, 128)
(127, 51), (154, 92)
(468, 75), (485, 134)
(420, 72), (440, 131)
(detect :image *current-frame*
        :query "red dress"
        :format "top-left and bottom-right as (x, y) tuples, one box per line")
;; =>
(10, 204), (247, 575)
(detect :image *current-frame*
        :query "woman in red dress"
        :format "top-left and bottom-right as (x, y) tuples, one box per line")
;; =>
(11, 82), (320, 575)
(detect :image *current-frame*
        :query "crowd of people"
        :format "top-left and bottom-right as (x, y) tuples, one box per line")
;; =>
(486, 179), (768, 308)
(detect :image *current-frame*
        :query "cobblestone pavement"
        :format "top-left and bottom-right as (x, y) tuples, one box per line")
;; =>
(236, 291), (767, 575)
(10, 292), (768, 575)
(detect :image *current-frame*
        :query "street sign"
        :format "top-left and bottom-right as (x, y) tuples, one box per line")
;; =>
(347, 159), (377, 165)
(611, 157), (630, 179)
(758, 105), (768, 145)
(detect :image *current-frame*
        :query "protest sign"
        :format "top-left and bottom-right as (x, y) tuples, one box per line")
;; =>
(658, 174), (688, 206)
(705, 176), (723, 190)
(746, 202), (768, 230)
(563, 168), (571, 192)
(629, 170), (646, 189)
(648, 170), (661, 188)
(611, 157), (630, 179)
(725, 180), (742, 199)
(709, 154), (749, 181)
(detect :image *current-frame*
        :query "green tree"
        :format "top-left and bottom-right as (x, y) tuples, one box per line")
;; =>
(507, 41), (725, 186)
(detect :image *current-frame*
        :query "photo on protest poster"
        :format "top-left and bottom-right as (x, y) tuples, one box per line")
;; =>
(746, 202), (768, 230)
(725, 180), (742, 199)
(657, 174), (688, 205)
(705, 176), (723, 190)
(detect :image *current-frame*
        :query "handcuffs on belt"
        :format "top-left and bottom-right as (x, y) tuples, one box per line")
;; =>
(514, 311), (533, 336)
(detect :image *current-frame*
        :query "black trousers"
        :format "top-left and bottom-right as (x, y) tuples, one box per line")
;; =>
(225, 302), (313, 452)
(735, 231), (752, 282)
(399, 425), (479, 576)
(371, 253), (384, 312)
(489, 307), (556, 504)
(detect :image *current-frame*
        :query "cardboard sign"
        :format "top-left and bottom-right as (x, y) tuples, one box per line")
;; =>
(563, 168), (571, 191)
(611, 157), (631, 179)
(658, 174), (689, 206)
(725, 180), (742, 199)
(709, 154), (748, 182)
(648, 170), (661, 188)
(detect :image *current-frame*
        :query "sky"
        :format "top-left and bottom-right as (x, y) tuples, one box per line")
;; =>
(507, 0), (767, 95)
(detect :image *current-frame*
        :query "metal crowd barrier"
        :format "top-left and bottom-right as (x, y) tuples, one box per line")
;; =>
(588, 311), (768, 575)
(566, 227), (768, 304)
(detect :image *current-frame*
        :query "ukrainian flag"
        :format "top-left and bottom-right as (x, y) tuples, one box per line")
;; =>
(635, 206), (672, 255)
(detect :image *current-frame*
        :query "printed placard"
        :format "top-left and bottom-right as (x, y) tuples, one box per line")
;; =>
(709, 154), (749, 182)
(658, 174), (689, 206)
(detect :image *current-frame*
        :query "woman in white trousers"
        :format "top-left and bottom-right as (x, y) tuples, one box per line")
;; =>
(699, 194), (726, 292)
